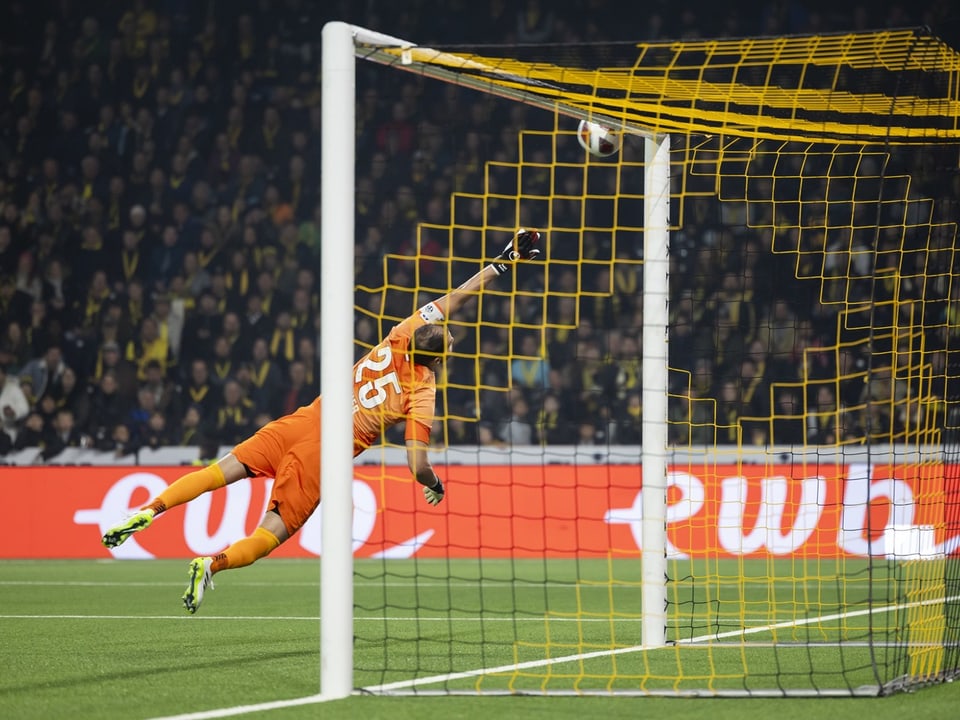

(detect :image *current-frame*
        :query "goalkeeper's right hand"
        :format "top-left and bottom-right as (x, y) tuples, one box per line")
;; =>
(423, 476), (445, 506)
(493, 228), (541, 274)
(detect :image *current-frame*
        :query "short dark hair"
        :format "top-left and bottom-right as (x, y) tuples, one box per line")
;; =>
(411, 324), (446, 367)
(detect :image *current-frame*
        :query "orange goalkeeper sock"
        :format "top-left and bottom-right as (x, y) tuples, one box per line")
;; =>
(210, 527), (281, 573)
(143, 463), (227, 516)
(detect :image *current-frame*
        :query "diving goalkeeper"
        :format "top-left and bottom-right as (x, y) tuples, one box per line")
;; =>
(102, 228), (542, 613)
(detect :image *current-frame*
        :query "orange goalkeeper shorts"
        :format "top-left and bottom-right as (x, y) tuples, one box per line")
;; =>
(232, 400), (321, 536)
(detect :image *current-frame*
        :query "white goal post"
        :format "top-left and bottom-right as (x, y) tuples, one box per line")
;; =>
(319, 20), (670, 697)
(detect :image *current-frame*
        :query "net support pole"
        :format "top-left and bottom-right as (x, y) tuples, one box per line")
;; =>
(641, 133), (670, 648)
(320, 20), (355, 699)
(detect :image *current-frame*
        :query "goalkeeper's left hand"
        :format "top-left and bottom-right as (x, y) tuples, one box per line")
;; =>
(423, 476), (445, 506)
(493, 228), (541, 274)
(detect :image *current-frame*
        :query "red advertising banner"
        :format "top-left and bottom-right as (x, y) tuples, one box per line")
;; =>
(1, 463), (957, 559)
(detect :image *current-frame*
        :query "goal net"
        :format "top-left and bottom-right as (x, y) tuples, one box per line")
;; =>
(322, 24), (960, 697)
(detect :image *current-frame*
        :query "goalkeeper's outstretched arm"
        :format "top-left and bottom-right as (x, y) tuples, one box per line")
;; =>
(431, 228), (541, 319)
(407, 227), (542, 507)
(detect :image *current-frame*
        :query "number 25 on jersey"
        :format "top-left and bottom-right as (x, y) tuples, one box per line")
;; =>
(354, 346), (400, 410)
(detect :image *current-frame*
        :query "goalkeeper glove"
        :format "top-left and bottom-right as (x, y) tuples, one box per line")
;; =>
(492, 228), (541, 275)
(423, 476), (445, 506)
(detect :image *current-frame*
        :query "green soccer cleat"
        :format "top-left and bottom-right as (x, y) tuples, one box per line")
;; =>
(101, 509), (155, 548)
(182, 557), (215, 614)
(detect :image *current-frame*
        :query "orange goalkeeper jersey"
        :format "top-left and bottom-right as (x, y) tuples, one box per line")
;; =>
(231, 303), (443, 534)
(351, 302), (442, 453)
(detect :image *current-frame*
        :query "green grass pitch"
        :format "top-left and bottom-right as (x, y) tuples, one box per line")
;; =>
(0, 558), (957, 719)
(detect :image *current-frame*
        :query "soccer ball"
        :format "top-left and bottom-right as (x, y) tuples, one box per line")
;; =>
(577, 119), (621, 158)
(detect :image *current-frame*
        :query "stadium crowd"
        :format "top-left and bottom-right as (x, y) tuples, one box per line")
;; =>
(0, 0), (958, 462)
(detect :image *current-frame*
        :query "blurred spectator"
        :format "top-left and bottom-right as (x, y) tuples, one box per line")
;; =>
(176, 403), (207, 446)
(511, 332), (549, 392)
(179, 358), (217, 418)
(13, 411), (47, 453)
(180, 250), (212, 298)
(151, 293), (185, 362)
(771, 388), (805, 445)
(141, 410), (173, 450)
(141, 358), (176, 415)
(246, 337), (284, 414)
(278, 359), (313, 416)
(210, 335), (236, 386)
(19, 344), (67, 401)
(149, 224), (186, 292)
(0, 229), (17, 278)
(14, 252), (41, 300)
(220, 311), (245, 362)
(837, 347), (868, 407)
(0, 322), (31, 373)
(269, 310), (298, 368)
(253, 265), (283, 316)
(212, 377), (254, 445)
(866, 365), (907, 442)
(99, 422), (138, 457)
(611, 333), (642, 401)
(0, 274), (33, 330)
(180, 290), (221, 366)
(43, 407), (88, 460)
(295, 335), (319, 387)
(72, 269), (114, 335)
(806, 384), (840, 445)
(615, 391), (643, 444)
(50, 365), (91, 431)
(478, 421), (505, 447)
(576, 419), (604, 446)
(93, 338), (138, 405)
(536, 391), (576, 445)
(0, 364), (30, 449)
(110, 229), (146, 292)
(128, 384), (159, 442)
(375, 101), (416, 157)
(288, 287), (316, 336)
(714, 379), (742, 445)
(241, 293), (271, 344)
(498, 391), (535, 445)
(86, 370), (132, 447)
(125, 315), (170, 381)
(40, 258), (70, 329)
(737, 357), (771, 420)
(120, 279), (148, 334)
(669, 386), (715, 446)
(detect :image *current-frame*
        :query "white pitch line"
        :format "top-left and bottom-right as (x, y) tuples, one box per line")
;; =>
(144, 694), (333, 720)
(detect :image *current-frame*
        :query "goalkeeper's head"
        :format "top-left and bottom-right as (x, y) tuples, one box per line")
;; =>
(411, 324), (453, 371)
